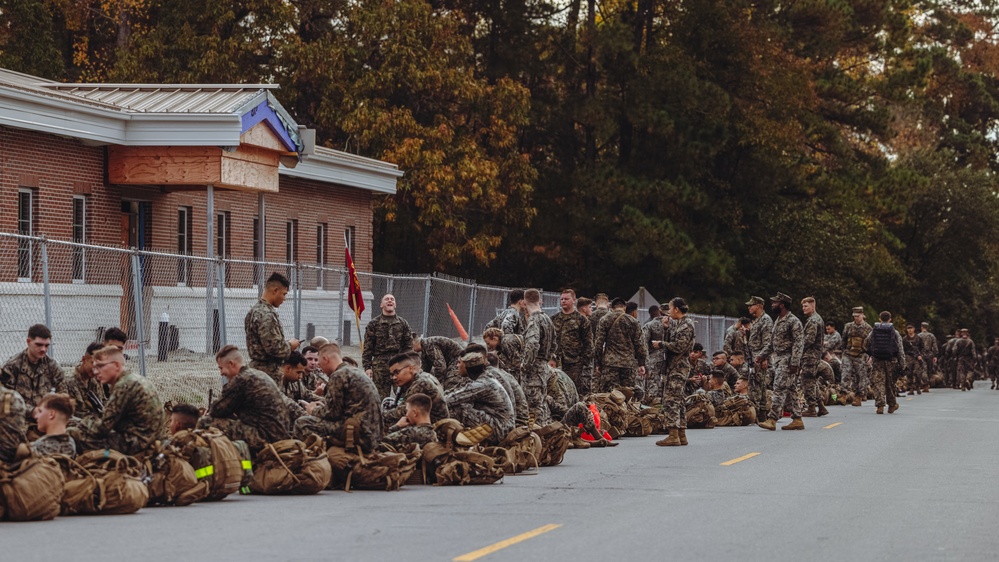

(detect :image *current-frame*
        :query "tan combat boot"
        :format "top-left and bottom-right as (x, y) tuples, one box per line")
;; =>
(801, 406), (817, 417)
(656, 429), (682, 446)
(781, 418), (804, 430)
(888, 403), (899, 414)
(876, 406), (884, 414)
(758, 418), (776, 431)
(678, 428), (688, 446)
(852, 396), (862, 407)
(817, 404), (829, 417)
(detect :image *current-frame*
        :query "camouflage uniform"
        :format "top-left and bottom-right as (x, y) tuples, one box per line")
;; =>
(561, 402), (602, 438)
(642, 318), (667, 403)
(713, 363), (741, 390)
(294, 363), (383, 453)
(759, 312), (804, 421)
(594, 310), (647, 393)
(0, 386), (27, 463)
(381, 371), (449, 430)
(418, 336), (464, 391)
(283, 378), (321, 404)
(715, 394), (757, 426)
(864, 324), (904, 409)
(495, 334), (525, 382)
(705, 383), (733, 409)
(486, 307), (527, 335)
(445, 375), (515, 445)
(987, 344), (999, 389)
(662, 316), (695, 429)
(484, 366), (529, 427)
(301, 368), (328, 393)
(71, 371), (167, 456)
(917, 330), (939, 377)
(65, 364), (107, 418)
(551, 310), (593, 394)
(842, 320), (872, 399)
(0, 350), (66, 409)
(546, 366), (580, 420)
(723, 326), (747, 357)
(942, 337), (958, 387)
(244, 298), (292, 384)
(747, 313), (773, 414)
(522, 310), (557, 423)
(953, 338), (977, 390)
(800, 312), (825, 410)
(902, 333), (925, 391)
(31, 434), (76, 457)
(362, 314), (413, 398)
(200, 366), (291, 454)
(824, 330), (844, 357)
(380, 423), (437, 450)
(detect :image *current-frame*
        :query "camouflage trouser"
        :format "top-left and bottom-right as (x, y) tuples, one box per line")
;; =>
(749, 367), (769, 416)
(870, 361), (900, 408)
(563, 362), (592, 396)
(595, 366), (636, 394)
(841, 354), (870, 398)
(641, 360), (664, 404)
(767, 355), (801, 421)
(250, 360), (283, 386)
(957, 358), (976, 388)
(448, 404), (508, 445)
(905, 356), (925, 390)
(661, 368), (687, 429)
(716, 403), (757, 426)
(523, 363), (551, 424)
(685, 396), (715, 428)
(370, 359), (393, 399)
(802, 374), (824, 408)
(561, 402), (600, 437)
(199, 417), (269, 455)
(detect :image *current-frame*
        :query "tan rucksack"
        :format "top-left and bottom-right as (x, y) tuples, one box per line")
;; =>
(533, 422), (570, 467)
(140, 441), (210, 506)
(249, 436), (332, 495)
(327, 443), (421, 491)
(171, 428), (246, 501)
(0, 456), (64, 521)
(55, 451), (148, 515)
(433, 449), (506, 486)
(497, 427), (541, 473)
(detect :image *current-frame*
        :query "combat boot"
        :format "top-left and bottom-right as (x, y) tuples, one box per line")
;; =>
(888, 403), (899, 414)
(876, 406), (884, 414)
(570, 437), (591, 450)
(678, 428), (688, 446)
(781, 418), (804, 430)
(907, 390), (914, 395)
(757, 418), (776, 431)
(801, 406), (817, 417)
(817, 404), (829, 417)
(656, 429), (682, 446)
(852, 396), (862, 407)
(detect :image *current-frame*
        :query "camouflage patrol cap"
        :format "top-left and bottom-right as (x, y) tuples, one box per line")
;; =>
(745, 296), (765, 306)
(770, 292), (792, 305)
(921, 322), (930, 328)
(459, 352), (487, 367)
(852, 307), (864, 315)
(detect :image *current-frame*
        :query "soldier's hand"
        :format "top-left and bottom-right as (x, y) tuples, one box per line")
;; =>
(548, 359), (557, 368)
(304, 401), (319, 415)
(638, 366), (646, 377)
(315, 384), (325, 396)
(289, 338), (301, 350)
(396, 415), (410, 428)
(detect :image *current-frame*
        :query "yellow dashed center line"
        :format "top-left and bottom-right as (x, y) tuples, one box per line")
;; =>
(906, 398), (913, 401)
(720, 452), (760, 466)
(823, 422), (842, 429)
(454, 524), (562, 561)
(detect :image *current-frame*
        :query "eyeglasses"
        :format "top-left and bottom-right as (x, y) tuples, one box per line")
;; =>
(93, 362), (114, 370)
(389, 365), (411, 376)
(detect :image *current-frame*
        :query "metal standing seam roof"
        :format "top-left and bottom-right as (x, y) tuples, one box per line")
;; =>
(41, 84), (278, 114)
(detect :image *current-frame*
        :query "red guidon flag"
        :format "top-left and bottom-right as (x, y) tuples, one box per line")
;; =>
(346, 246), (365, 315)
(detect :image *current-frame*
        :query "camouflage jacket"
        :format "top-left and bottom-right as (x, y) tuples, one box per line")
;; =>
(382, 371), (449, 427)
(66, 364), (107, 418)
(495, 334), (525, 375)
(705, 383), (733, 408)
(917, 331), (939, 358)
(815, 360), (834, 383)
(301, 368), (328, 392)
(381, 423), (437, 450)
(902, 334), (924, 359)
(761, 312), (804, 366)
(546, 367), (581, 421)
(801, 312), (825, 370)
(0, 350), (66, 408)
(315, 363), (384, 453)
(723, 326), (747, 357)
(362, 314), (413, 369)
(551, 310), (592, 366)
(484, 366), (530, 427)
(865, 324), (906, 366)
(209, 366), (291, 443)
(523, 310), (557, 368)
(244, 298), (291, 380)
(486, 307), (527, 335)
(31, 433), (77, 457)
(0, 387), (27, 463)
(283, 378), (321, 404)
(987, 345), (999, 369)
(590, 308), (610, 341)
(842, 321), (872, 357)
(824, 331), (843, 355)
(595, 311), (647, 369)
(953, 338), (976, 359)
(747, 314), (773, 360)
(663, 316), (696, 374)
(419, 336), (464, 381)
(643, 318), (667, 371)
(76, 371), (167, 455)
(445, 376), (514, 432)
(713, 362), (741, 389)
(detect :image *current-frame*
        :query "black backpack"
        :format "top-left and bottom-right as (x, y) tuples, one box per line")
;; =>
(869, 324), (898, 360)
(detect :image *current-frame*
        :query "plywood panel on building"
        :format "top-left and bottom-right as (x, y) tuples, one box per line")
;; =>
(108, 146), (222, 185)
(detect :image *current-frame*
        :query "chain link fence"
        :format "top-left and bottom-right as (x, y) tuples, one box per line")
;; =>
(0, 232), (737, 405)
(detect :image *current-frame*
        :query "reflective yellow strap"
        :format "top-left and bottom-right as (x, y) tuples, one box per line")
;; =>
(241, 460), (252, 470)
(194, 465), (215, 479)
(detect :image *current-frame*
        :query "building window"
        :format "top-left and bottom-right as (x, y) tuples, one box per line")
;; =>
(17, 189), (33, 281)
(216, 212), (231, 258)
(286, 220), (298, 263)
(72, 196), (86, 282)
(344, 226), (356, 258)
(316, 222), (327, 288)
(177, 207), (192, 285)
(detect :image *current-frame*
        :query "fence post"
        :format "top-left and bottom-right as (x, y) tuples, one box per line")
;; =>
(422, 275), (431, 336)
(205, 184), (216, 358)
(41, 237), (52, 333)
(216, 259), (227, 347)
(130, 252), (147, 377)
(337, 270), (346, 344)
(291, 264), (301, 340)
(468, 282), (476, 340)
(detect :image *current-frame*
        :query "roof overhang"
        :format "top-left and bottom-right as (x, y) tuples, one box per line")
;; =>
(280, 148), (403, 195)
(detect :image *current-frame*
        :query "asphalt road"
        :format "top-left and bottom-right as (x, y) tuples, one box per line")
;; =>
(4, 383), (999, 562)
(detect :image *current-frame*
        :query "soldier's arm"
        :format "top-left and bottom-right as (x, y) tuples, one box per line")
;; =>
(501, 310), (519, 335)
(634, 321), (648, 364)
(81, 380), (132, 438)
(362, 321), (377, 370)
(399, 320), (413, 352)
(594, 318), (607, 367)
(51, 363), (67, 393)
(791, 319), (804, 366)
(522, 320), (540, 365)
(0, 360), (15, 387)
(208, 378), (242, 419)
(663, 322), (694, 355)
(895, 332), (906, 366)
(430, 347), (447, 377)
(445, 380), (487, 406)
(582, 317), (594, 363)
(259, 312), (292, 359)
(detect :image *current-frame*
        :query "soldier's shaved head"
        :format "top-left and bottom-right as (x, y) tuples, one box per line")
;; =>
(214, 344), (243, 364)
(318, 342), (342, 357)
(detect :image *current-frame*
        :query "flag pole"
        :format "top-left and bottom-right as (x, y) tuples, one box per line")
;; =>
(351, 290), (363, 355)
(346, 231), (364, 354)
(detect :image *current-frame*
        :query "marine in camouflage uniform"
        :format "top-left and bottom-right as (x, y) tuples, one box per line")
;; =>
(72, 371), (167, 456)
(245, 297), (292, 385)
(824, 326), (844, 357)
(723, 322), (748, 358)
(380, 423), (437, 450)
(552, 306), (593, 395)
(799, 303), (826, 416)
(547, 366), (581, 420)
(486, 306), (528, 335)
(416, 336), (464, 391)
(301, 368), (328, 394)
(757, 294), (804, 426)
(382, 371), (449, 430)
(594, 307), (647, 393)
(199, 366), (291, 455)
(485, 366), (530, 427)
(522, 307), (557, 423)
(841, 309), (873, 403)
(66, 363), (107, 418)
(953, 331), (977, 390)
(31, 433), (76, 457)
(661, 309), (695, 431)
(445, 372), (515, 445)
(295, 362), (384, 453)
(864, 320), (904, 412)
(283, 377), (321, 404)
(902, 327), (925, 394)
(746, 296), (773, 416)
(362, 308), (413, 399)
(0, 349), (66, 409)
(918, 324), (939, 380)
(987, 340), (999, 390)
(0, 386), (27, 462)
(642, 317), (668, 404)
